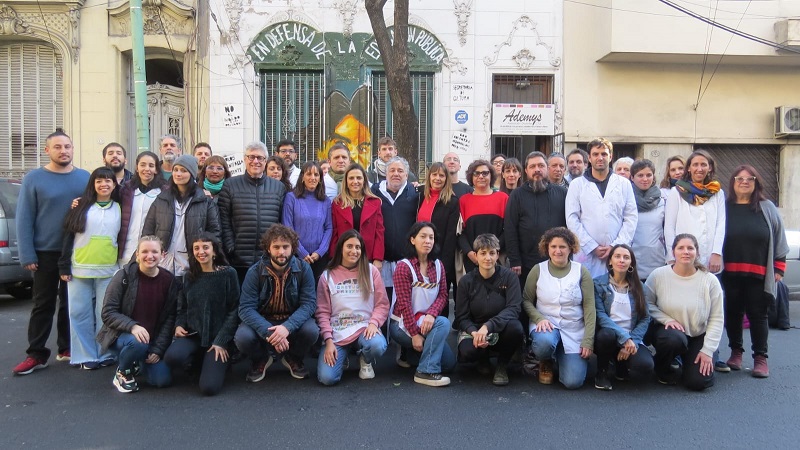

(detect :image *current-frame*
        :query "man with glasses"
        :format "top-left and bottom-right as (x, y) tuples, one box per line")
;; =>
(276, 139), (300, 187)
(218, 141), (287, 283)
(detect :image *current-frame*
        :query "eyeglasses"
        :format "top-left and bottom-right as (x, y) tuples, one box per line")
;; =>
(473, 170), (491, 178)
(245, 155), (266, 162)
(277, 148), (296, 154)
(492, 161), (505, 166)
(734, 176), (756, 183)
(206, 165), (225, 172)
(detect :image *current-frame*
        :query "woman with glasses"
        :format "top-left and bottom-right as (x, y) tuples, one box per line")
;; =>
(721, 166), (788, 378)
(458, 160), (509, 274)
(490, 154), (506, 191)
(198, 155), (231, 200)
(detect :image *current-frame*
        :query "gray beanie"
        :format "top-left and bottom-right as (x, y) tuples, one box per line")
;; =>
(173, 154), (198, 179)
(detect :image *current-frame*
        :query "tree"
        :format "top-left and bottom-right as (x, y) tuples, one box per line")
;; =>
(365, 0), (420, 174)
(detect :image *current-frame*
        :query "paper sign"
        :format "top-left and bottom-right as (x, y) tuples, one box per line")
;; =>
(451, 83), (473, 105)
(450, 132), (471, 153)
(224, 153), (245, 177)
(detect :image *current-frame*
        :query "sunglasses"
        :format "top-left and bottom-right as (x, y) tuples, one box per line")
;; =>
(473, 170), (491, 178)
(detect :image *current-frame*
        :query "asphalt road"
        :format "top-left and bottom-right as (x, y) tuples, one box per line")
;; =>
(1, 294), (799, 449)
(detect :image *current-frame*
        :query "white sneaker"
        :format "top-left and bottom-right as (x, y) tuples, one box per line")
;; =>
(358, 355), (375, 380)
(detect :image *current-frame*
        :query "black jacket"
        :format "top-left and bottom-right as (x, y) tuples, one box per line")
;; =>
(504, 182), (567, 270)
(217, 174), (285, 268)
(372, 182), (419, 262)
(176, 266), (241, 348)
(418, 191), (459, 283)
(141, 186), (220, 252)
(455, 265), (522, 334)
(96, 262), (179, 357)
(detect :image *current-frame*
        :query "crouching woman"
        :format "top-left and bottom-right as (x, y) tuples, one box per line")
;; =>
(97, 236), (179, 393)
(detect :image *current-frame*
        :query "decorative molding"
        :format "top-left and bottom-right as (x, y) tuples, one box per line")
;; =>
(554, 101), (562, 133)
(108, 0), (195, 37)
(442, 55), (467, 76)
(512, 48), (534, 70)
(223, 0), (243, 43)
(483, 15), (561, 68)
(0, 4), (30, 35)
(0, 3), (81, 64)
(482, 102), (491, 150)
(453, 0), (472, 47)
(333, 0), (357, 37)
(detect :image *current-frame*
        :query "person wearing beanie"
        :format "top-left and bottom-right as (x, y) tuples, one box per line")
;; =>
(142, 154), (220, 279)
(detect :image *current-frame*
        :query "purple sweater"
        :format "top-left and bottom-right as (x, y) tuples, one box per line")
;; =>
(282, 191), (333, 258)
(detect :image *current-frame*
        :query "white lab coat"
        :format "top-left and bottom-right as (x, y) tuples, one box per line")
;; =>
(565, 173), (638, 277)
(663, 187), (726, 270)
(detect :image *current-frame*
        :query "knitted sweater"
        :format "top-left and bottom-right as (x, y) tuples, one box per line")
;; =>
(644, 265), (724, 357)
(176, 267), (241, 348)
(282, 191), (333, 258)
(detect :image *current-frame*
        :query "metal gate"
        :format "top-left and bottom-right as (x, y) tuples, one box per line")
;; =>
(697, 144), (780, 204)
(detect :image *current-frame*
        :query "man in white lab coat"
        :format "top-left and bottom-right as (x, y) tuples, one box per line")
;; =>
(565, 138), (638, 277)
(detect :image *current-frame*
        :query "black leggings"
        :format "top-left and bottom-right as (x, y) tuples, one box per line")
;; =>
(164, 337), (230, 396)
(457, 319), (525, 365)
(594, 327), (654, 381)
(651, 324), (714, 391)
(722, 274), (770, 358)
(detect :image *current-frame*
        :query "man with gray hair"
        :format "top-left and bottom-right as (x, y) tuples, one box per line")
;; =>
(218, 141), (287, 283)
(371, 156), (418, 299)
(504, 151), (567, 290)
(547, 153), (568, 188)
(159, 134), (182, 179)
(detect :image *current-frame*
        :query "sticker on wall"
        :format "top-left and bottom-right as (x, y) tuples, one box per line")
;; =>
(455, 110), (469, 125)
(223, 105), (242, 127)
(224, 153), (245, 177)
(450, 132), (471, 153)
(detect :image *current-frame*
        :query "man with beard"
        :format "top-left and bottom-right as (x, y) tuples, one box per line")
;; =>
(504, 151), (567, 290)
(193, 143), (212, 171)
(324, 143), (351, 200)
(371, 156), (418, 299)
(547, 153), (568, 188)
(13, 130), (90, 375)
(443, 152), (473, 198)
(275, 139), (300, 187)
(158, 134), (182, 179)
(218, 141), (286, 283)
(235, 225), (318, 382)
(565, 138), (637, 277)
(566, 148), (588, 183)
(102, 142), (132, 186)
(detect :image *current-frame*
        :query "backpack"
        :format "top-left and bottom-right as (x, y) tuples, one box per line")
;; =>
(768, 280), (791, 330)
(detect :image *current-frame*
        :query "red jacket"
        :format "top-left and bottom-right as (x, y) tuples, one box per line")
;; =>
(330, 196), (385, 262)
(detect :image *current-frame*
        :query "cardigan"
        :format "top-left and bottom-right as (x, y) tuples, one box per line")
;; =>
(417, 191), (460, 283)
(330, 196), (385, 261)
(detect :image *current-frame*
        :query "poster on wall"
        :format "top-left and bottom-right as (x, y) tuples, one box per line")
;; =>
(491, 103), (555, 135)
(224, 153), (245, 177)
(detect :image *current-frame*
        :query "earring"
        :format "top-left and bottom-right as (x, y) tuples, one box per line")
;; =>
(628, 266), (635, 273)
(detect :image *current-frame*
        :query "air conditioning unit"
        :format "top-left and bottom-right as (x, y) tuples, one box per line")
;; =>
(775, 106), (800, 137)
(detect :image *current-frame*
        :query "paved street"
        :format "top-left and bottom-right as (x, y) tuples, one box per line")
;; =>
(1, 293), (799, 449)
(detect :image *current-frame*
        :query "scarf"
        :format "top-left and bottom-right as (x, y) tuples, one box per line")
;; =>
(374, 158), (387, 178)
(203, 178), (225, 195)
(676, 180), (721, 206)
(634, 184), (662, 212)
(332, 171), (345, 189)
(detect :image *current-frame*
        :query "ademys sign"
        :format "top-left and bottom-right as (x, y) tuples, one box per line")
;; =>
(491, 104), (555, 136)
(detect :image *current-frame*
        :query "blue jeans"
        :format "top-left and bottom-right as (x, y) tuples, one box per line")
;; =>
(530, 329), (588, 390)
(390, 317), (456, 374)
(112, 333), (172, 387)
(67, 276), (115, 364)
(317, 332), (388, 386)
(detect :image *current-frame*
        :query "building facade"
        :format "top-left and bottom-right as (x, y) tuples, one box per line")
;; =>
(563, 0), (800, 226)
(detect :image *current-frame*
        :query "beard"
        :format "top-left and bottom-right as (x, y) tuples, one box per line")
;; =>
(270, 254), (289, 269)
(530, 177), (548, 193)
(163, 152), (176, 163)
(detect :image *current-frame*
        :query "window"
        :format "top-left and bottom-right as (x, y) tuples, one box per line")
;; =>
(0, 42), (63, 178)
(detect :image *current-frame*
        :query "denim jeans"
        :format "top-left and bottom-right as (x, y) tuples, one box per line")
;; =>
(234, 318), (319, 362)
(530, 328), (588, 390)
(112, 333), (172, 387)
(67, 276), (115, 364)
(390, 317), (456, 374)
(317, 332), (388, 386)
(27, 252), (70, 359)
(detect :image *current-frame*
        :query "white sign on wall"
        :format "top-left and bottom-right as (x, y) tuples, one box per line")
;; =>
(224, 153), (245, 177)
(450, 132), (471, 153)
(451, 83), (474, 105)
(491, 103), (555, 135)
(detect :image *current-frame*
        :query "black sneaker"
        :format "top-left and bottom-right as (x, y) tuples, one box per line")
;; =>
(113, 369), (139, 393)
(492, 364), (509, 386)
(714, 360), (731, 373)
(657, 368), (679, 385)
(246, 356), (273, 383)
(281, 356), (309, 379)
(594, 371), (613, 391)
(414, 371), (451, 387)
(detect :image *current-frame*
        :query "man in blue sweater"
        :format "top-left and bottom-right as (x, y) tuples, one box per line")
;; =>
(13, 131), (90, 375)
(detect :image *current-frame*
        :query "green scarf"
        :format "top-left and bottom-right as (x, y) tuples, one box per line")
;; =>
(332, 171), (345, 189)
(203, 178), (225, 195)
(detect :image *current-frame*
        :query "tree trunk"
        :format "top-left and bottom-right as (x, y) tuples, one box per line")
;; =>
(365, 0), (420, 174)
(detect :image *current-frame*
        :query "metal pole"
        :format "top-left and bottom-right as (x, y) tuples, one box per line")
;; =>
(130, 0), (150, 153)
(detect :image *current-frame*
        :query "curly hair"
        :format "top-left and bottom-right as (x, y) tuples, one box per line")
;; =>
(260, 224), (300, 255)
(538, 227), (580, 258)
(465, 159), (495, 188)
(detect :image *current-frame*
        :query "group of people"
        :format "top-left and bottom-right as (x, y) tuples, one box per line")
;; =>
(13, 131), (787, 395)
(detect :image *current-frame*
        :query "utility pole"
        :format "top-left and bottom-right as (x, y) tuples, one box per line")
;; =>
(130, 0), (150, 153)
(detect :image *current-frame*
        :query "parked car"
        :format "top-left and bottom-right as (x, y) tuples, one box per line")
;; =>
(784, 230), (800, 300)
(0, 178), (32, 299)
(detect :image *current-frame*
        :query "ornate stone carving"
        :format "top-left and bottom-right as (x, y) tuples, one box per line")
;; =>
(68, 7), (80, 63)
(143, 6), (165, 34)
(0, 4), (30, 35)
(224, 0), (243, 43)
(512, 48), (534, 69)
(482, 102), (491, 150)
(442, 56), (468, 76)
(108, 0), (195, 37)
(483, 15), (561, 68)
(453, 0), (472, 47)
(333, 0), (358, 37)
